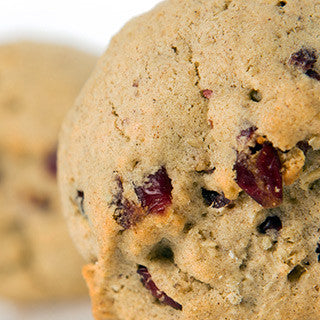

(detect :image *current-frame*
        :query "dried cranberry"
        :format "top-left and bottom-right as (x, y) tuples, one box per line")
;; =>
(134, 167), (173, 215)
(234, 142), (283, 208)
(201, 89), (213, 99)
(289, 47), (320, 81)
(137, 265), (182, 310)
(112, 168), (172, 229)
(201, 188), (230, 208)
(258, 216), (282, 234)
(44, 147), (57, 177)
(289, 47), (317, 72)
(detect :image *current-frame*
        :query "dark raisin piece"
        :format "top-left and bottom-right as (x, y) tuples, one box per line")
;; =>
(287, 265), (306, 282)
(234, 142), (283, 208)
(296, 140), (311, 155)
(75, 190), (87, 218)
(201, 188), (230, 208)
(258, 216), (282, 234)
(249, 89), (262, 102)
(201, 89), (213, 99)
(134, 167), (173, 215)
(44, 147), (57, 177)
(137, 265), (182, 310)
(289, 47), (317, 72)
(305, 69), (320, 81)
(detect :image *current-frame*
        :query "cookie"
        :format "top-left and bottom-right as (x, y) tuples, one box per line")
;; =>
(58, 1), (320, 319)
(0, 41), (96, 301)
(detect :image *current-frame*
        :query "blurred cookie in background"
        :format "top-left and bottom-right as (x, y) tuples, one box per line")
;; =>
(0, 42), (96, 302)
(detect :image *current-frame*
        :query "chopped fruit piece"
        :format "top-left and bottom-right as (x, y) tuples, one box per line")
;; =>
(289, 47), (320, 81)
(44, 147), (57, 177)
(234, 142), (283, 208)
(134, 167), (173, 214)
(137, 265), (182, 310)
(201, 89), (213, 99)
(201, 188), (230, 208)
(289, 47), (317, 72)
(112, 168), (172, 229)
(258, 216), (282, 234)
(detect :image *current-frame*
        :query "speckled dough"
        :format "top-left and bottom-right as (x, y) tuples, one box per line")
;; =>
(59, 1), (320, 319)
(0, 42), (96, 301)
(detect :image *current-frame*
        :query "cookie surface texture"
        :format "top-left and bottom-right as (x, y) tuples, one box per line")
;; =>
(0, 42), (96, 301)
(58, 1), (320, 319)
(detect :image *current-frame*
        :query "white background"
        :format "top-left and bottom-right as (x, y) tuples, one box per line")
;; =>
(0, 0), (159, 319)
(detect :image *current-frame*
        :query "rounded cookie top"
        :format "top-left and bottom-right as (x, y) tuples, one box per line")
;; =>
(0, 41), (96, 302)
(59, 1), (320, 319)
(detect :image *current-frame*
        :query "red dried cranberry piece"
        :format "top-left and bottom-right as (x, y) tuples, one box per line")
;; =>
(137, 265), (182, 311)
(234, 142), (283, 208)
(201, 89), (213, 99)
(134, 167), (173, 215)
(201, 188), (230, 208)
(289, 47), (320, 81)
(289, 47), (317, 72)
(44, 147), (57, 177)
(258, 216), (282, 234)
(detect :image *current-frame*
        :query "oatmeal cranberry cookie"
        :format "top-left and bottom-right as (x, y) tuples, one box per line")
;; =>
(58, 0), (320, 319)
(0, 42), (96, 301)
